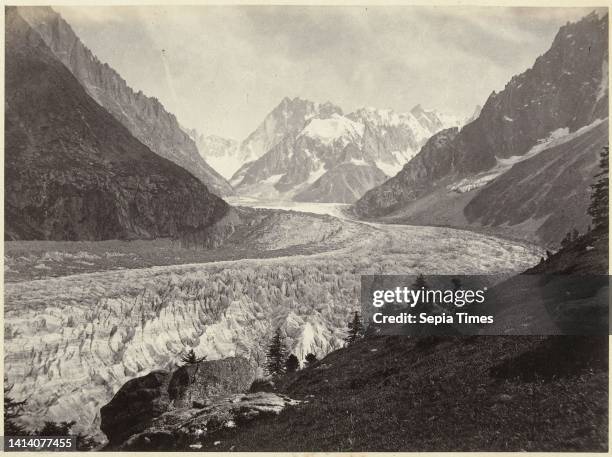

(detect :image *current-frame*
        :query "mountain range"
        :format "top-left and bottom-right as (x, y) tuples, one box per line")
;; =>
(13, 6), (472, 208)
(353, 11), (608, 246)
(5, 7), (229, 240)
(228, 98), (465, 203)
(5, 5), (608, 248)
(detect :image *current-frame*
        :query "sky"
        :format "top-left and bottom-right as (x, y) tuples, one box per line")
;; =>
(56, 5), (601, 140)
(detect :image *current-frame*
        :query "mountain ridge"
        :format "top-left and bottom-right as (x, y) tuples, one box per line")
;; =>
(353, 10), (609, 246)
(18, 6), (234, 197)
(5, 7), (229, 241)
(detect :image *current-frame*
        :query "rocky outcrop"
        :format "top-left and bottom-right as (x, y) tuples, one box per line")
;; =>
(168, 357), (257, 409)
(5, 8), (229, 241)
(99, 370), (174, 447)
(100, 357), (256, 446)
(18, 6), (233, 197)
(353, 11), (608, 246)
(115, 392), (300, 451)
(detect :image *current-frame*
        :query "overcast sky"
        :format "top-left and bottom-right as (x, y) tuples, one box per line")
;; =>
(56, 5), (600, 140)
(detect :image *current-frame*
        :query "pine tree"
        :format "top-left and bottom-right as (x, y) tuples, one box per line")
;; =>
(285, 354), (299, 373)
(560, 231), (573, 248)
(571, 228), (579, 241)
(412, 274), (432, 312)
(180, 348), (205, 366)
(4, 384), (28, 436)
(304, 353), (318, 367)
(448, 277), (463, 312)
(37, 421), (76, 436)
(588, 146), (609, 230)
(413, 274), (429, 290)
(345, 311), (364, 345)
(451, 278), (462, 291)
(266, 328), (287, 376)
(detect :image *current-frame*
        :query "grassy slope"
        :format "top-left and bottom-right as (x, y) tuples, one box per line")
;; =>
(197, 229), (608, 452)
(199, 336), (607, 452)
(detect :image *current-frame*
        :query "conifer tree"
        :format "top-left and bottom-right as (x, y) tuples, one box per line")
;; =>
(560, 231), (572, 248)
(304, 353), (318, 367)
(181, 348), (206, 366)
(345, 311), (365, 345)
(266, 328), (287, 376)
(412, 274), (432, 312)
(4, 384), (28, 436)
(285, 354), (299, 373)
(37, 421), (76, 436)
(588, 146), (609, 230)
(451, 278), (462, 291)
(571, 228), (579, 241)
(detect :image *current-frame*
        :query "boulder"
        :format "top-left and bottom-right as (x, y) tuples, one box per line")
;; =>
(100, 357), (256, 446)
(100, 370), (172, 446)
(168, 357), (257, 409)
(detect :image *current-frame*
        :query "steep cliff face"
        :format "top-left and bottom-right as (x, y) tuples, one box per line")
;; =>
(5, 7), (229, 241)
(18, 6), (233, 197)
(353, 11), (608, 246)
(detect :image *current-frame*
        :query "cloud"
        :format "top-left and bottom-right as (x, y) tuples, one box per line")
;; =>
(54, 5), (601, 140)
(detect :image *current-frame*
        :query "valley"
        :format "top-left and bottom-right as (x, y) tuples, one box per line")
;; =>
(4, 202), (542, 441)
(3, 5), (608, 452)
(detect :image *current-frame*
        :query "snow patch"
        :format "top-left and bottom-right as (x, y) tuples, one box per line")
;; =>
(375, 148), (419, 177)
(262, 174), (284, 185)
(448, 118), (606, 193)
(597, 59), (608, 102)
(349, 158), (369, 167)
(375, 160), (403, 177)
(300, 114), (364, 145)
(307, 161), (327, 184)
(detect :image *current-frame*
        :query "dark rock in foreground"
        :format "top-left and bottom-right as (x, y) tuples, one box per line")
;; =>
(100, 357), (257, 446)
(117, 392), (300, 451)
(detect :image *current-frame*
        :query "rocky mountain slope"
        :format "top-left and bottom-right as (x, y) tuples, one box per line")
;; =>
(353, 11), (608, 246)
(233, 98), (463, 203)
(5, 7), (229, 240)
(234, 97), (342, 178)
(184, 128), (240, 180)
(18, 6), (233, 197)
